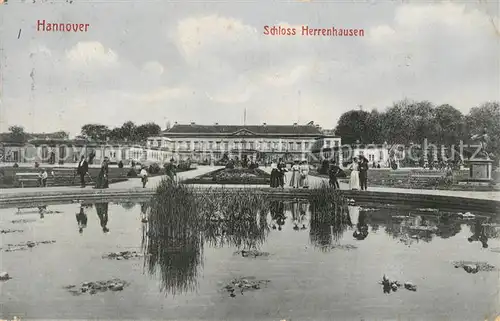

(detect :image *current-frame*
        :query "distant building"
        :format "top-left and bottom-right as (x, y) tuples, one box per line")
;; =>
(312, 143), (405, 168)
(148, 122), (341, 163)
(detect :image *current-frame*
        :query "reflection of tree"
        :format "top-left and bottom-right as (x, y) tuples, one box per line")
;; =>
(435, 215), (462, 239)
(309, 197), (350, 251)
(384, 215), (438, 245)
(204, 210), (268, 249)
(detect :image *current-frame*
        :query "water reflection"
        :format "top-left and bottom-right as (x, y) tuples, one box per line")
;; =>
(140, 202), (149, 223)
(95, 203), (110, 233)
(353, 207), (369, 241)
(139, 190), (499, 296)
(309, 201), (351, 250)
(468, 217), (489, 248)
(270, 200), (285, 231)
(142, 183), (204, 296)
(291, 200), (308, 231)
(75, 205), (88, 234)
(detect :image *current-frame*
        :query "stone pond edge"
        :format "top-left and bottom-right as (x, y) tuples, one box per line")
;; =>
(0, 187), (499, 215)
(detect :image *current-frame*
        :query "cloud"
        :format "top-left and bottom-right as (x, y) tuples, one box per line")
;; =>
(174, 14), (259, 63)
(1, 1), (498, 134)
(65, 41), (119, 67)
(141, 61), (165, 76)
(121, 87), (189, 104)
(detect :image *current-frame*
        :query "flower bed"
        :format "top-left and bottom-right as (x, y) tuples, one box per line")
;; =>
(184, 168), (271, 185)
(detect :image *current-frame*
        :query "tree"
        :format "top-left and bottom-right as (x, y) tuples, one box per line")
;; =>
(136, 123), (161, 142)
(434, 104), (465, 145)
(51, 131), (69, 140)
(120, 121), (137, 142)
(108, 128), (123, 142)
(80, 124), (110, 141)
(465, 101), (500, 158)
(8, 125), (27, 143)
(334, 110), (371, 145)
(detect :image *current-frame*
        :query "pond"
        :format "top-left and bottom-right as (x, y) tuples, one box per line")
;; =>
(1, 198), (499, 320)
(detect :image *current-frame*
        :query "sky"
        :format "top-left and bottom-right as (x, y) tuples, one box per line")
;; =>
(0, 0), (499, 136)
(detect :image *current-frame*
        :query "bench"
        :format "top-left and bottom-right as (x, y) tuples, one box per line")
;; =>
(15, 172), (54, 188)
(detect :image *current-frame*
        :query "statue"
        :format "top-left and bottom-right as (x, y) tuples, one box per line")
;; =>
(470, 128), (491, 159)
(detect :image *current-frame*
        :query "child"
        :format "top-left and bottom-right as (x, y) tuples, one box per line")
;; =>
(140, 167), (148, 188)
(328, 161), (340, 190)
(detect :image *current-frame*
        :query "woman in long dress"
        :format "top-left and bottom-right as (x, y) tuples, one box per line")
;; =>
(95, 158), (109, 189)
(299, 160), (310, 188)
(349, 158), (360, 190)
(289, 160), (301, 188)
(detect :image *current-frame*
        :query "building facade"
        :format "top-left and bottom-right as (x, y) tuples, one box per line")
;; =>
(0, 139), (171, 166)
(313, 143), (405, 168)
(148, 122), (341, 164)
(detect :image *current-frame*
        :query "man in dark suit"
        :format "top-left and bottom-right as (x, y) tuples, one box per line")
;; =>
(77, 155), (89, 188)
(359, 156), (368, 191)
(328, 160), (341, 190)
(359, 156), (369, 190)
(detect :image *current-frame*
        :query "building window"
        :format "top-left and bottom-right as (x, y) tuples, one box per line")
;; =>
(224, 142), (229, 150)
(216, 142), (221, 150)
(326, 141), (331, 148)
(304, 142), (309, 149)
(273, 142), (279, 149)
(297, 142), (302, 150)
(194, 141), (199, 150)
(334, 140), (339, 147)
(249, 142), (254, 149)
(289, 142), (293, 151)
(379, 150), (384, 160)
(368, 154), (375, 162)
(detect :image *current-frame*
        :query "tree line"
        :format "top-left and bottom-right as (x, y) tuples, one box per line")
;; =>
(3, 121), (161, 144)
(79, 121), (161, 143)
(334, 100), (500, 158)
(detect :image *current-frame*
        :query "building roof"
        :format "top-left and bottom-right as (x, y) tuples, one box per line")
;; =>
(163, 124), (330, 137)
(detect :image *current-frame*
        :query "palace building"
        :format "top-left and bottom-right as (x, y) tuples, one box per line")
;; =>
(147, 121), (341, 164)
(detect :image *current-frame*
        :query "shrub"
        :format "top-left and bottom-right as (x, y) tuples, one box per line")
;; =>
(178, 160), (191, 171)
(149, 163), (161, 175)
(127, 168), (137, 177)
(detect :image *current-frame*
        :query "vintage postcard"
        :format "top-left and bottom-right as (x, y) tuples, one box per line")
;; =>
(0, 0), (499, 320)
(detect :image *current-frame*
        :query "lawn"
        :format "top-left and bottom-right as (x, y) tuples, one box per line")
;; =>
(183, 167), (271, 185)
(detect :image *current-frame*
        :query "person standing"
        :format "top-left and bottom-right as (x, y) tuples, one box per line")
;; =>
(277, 158), (287, 188)
(165, 161), (177, 181)
(328, 160), (341, 189)
(289, 160), (301, 188)
(95, 157), (109, 189)
(77, 155), (89, 188)
(140, 166), (149, 188)
(349, 158), (360, 190)
(299, 160), (310, 188)
(270, 160), (279, 188)
(359, 156), (369, 191)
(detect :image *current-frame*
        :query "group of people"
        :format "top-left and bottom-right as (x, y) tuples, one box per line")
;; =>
(76, 155), (154, 189)
(75, 203), (109, 234)
(347, 156), (369, 191)
(270, 159), (310, 189)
